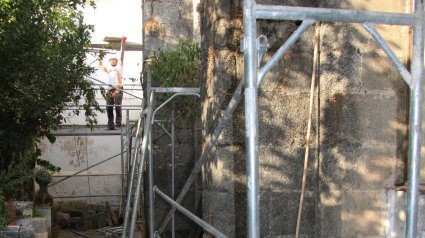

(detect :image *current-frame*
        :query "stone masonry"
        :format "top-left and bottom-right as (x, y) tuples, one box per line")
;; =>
(142, 0), (202, 237)
(141, 0), (425, 237)
(199, 0), (425, 237)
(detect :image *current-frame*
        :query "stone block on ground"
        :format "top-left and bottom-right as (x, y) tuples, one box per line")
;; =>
(89, 210), (98, 229)
(82, 210), (92, 231)
(0, 226), (36, 238)
(68, 217), (80, 223)
(105, 210), (114, 227)
(54, 211), (69, 228)
(32, 217), (47, 233)
(98, 212), (106, 228)
(87, 203), (97, 211)
(105, 201), (118, 226)
(98, 205), (106, 213)
(69, 209), (83, 217)
(35, 232), (48, 238)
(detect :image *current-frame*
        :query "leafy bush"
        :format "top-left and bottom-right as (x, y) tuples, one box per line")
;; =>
(0, 191), (6, 229)
(34, 168), (53, 184)
(150, 40), (201, 121)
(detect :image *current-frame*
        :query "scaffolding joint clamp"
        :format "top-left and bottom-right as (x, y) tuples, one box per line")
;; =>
(153, 185), (157, 198)
(240, 39), (246, 52)
(257, 35), (269, 67)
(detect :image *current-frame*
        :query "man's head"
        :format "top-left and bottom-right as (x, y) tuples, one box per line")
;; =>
(109, 58), (118, 66)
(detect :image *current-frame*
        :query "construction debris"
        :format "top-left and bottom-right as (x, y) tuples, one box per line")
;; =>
(96, 226), (126, 237)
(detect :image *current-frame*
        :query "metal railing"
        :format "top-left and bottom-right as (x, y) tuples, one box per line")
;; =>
(121, 1), (424, 238)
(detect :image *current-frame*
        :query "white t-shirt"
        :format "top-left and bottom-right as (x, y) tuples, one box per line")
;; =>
(107, 65), (123, 90)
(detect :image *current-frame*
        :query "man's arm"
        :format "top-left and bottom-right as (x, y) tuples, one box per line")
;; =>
(98, 54), (107, 73)
(119, 36), (126, 67)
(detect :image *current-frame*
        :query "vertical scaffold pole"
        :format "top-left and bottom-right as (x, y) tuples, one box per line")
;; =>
(172, 110), (175, 238)
(149, 121), (155, 238)
(125, 109), (131, 202)
(121, 112), (125, 212)
(127, 91), (155, 238)
(406, 1), (424, 237)
(243, 1), (259, 238)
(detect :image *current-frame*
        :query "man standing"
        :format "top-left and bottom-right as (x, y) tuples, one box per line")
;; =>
(98, 37), (126, 130)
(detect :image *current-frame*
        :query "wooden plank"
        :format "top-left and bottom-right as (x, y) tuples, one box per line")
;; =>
(90, 42), (143, 51)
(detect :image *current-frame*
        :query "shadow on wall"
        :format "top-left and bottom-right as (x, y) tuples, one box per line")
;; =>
(201, 0), (409, 237)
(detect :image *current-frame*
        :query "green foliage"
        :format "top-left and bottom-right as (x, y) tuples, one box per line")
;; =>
(34, 168), (53, 184)
(0, 0), (102, 166)
(150, 40), (201, 121)
(0, 191), (43, 229)
(24, 141), (61, 172)
(159, 116), (172, 128)
(0, 158), (34, 196)
(0, 143), (60, 198)
(0, 191), (6, 229)
(32, 206), (43, 218)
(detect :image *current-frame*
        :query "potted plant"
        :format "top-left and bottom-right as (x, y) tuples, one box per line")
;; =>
(33, 168), (53, 207)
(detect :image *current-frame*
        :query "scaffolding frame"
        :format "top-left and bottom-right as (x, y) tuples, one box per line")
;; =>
(243, 2), (423, 238)
(49, 1), (424, 237)
(121, 1), (424, 238)
(49, 81), (202, 236)
(121, 77), (201, 237)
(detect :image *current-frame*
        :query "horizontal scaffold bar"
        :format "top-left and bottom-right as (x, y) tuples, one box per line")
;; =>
(53, 194), (123, 198)
(151, 87), (200, 93)
(154, 186), (229, 238)
(255, 5), (417, 26)
(93, 83), (142, 86)
(89, 76), (144, 100)
(51, 130), (127, 136)
(52, 173), (138, 177)
(65, 104), (142, 108)
(49, 150), (130, 187)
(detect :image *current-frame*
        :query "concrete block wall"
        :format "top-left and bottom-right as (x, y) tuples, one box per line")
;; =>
(199, 0), (424, 237)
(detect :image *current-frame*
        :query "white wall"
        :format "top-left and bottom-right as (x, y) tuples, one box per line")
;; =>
(40, 0), (143, 208)
(62, 0), (145, 126)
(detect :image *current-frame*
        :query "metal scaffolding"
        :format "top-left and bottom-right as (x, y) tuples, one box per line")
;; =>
(242, 2), (423, 238)
(123, 1), (423, 238)
(121, 71), (201, 237)
(48, 73), (145, 200)
(50, 1), (424, 238)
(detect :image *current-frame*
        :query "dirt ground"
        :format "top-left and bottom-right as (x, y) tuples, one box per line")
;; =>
(56, 227), (145, 238)
(56, 228), (111, 238)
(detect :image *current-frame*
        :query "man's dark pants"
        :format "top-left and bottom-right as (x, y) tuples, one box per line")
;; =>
(106, 89), (123, 129)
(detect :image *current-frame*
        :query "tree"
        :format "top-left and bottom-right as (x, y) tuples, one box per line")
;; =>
(0, 0), (100, 196)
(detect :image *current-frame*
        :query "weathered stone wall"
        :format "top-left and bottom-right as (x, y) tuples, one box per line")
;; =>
(142, 1), (201, 237)
(199, 0), (424, 237)
(144, 116), (201, 237)
(143, 0), (195, 58)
